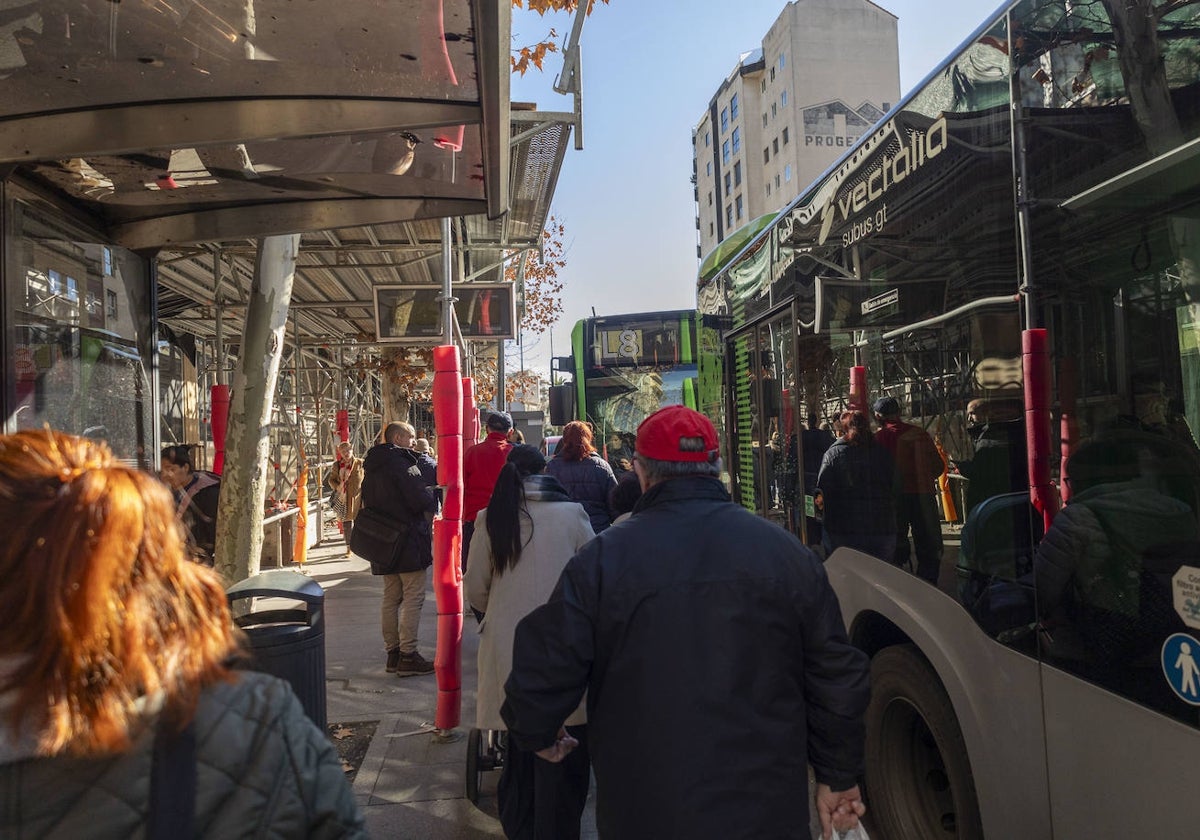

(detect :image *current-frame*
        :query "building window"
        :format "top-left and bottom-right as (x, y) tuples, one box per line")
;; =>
(709, 222), (714, 237)
(781, 89), (788, 106)
(705, 131), (711, 147)
(779, 53), (786, 70)
(760, 80), (766, 93)
(721, 107), (729, 133)
(726, 204), (733, 227)
(735, 194), (744, 220)
(724, 172), (731, 193)
(783, 127), (789, 145)
(708, 191), (713, 206)
(763, 147), (770, 164)
(770, 66), (775, 82)
(775, 174), (781, 188)
(785, 164), (792, 182)
(722, 139), (730, 164)
(706, 161), (712, 177)
(730, 93), (739, 120)
(732, 127), (741, 154)
(771, 103), (777, 118)
(762, 113), (768, 128)
(106, 288), (118, 320)
(734, 161), (742, 186)
(766, 182), (771, 197)
(773, 137), (779, 154)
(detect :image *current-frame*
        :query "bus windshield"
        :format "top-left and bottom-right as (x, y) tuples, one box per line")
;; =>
(584, 364), (695, 436)
(562, 309), (702, 463)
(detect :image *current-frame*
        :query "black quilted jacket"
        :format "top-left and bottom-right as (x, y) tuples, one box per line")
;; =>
(0, 673), (366, 839)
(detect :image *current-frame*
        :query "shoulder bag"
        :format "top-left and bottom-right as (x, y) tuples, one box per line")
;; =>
(351, 507), (411, 575)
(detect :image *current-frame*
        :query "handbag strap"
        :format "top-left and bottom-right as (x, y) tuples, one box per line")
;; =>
(148, 717), (197, 840)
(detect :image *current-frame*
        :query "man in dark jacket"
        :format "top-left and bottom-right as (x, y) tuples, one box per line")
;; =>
(501, 405), (870, 840)
(360, 421), (437, 676)
(873, 396), (945, 583)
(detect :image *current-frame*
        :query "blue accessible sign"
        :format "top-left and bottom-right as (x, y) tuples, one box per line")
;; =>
(1161, 633), (1200, 706)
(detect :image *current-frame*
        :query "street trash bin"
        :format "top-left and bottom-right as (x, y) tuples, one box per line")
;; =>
(227, 569), (326, 730)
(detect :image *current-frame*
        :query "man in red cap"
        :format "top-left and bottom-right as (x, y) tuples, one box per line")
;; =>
(501, 405), (870, 840)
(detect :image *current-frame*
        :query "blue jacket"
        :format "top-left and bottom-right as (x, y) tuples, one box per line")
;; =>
(817, 438), (896, 538)
(546, 453), (617, 532)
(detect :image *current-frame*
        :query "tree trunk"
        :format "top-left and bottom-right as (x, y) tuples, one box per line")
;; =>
(214, 234), (300, 583)
(381, 347), (412, 426)
(1103, 0), (1200, 304)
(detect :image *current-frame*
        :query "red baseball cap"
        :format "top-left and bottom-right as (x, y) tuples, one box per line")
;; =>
(636, 405), (719, 463)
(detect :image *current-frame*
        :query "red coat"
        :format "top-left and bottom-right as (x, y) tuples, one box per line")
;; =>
(463, 431), (513, 522)
(875, 418), (943, 495)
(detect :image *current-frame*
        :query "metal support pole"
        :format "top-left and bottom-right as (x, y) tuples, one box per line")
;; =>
(496, 339), (506, 411)
(442, 217), (454, 344)
(213, 251), (225, 386)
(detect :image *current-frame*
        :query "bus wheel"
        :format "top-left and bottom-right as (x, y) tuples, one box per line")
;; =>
(865, 644), (983, 840)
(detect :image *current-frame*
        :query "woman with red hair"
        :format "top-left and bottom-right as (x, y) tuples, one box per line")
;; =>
(0, 430), (365, 837)
(546, 421), (618, 532)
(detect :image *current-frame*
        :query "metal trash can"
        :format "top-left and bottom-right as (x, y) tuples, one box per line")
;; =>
(227, 569), (326, 730)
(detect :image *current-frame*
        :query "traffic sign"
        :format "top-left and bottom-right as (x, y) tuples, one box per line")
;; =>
(1161, 633), (1200, 706)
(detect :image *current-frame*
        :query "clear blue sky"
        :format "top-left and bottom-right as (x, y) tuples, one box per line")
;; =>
(508, 0), (1005, 374)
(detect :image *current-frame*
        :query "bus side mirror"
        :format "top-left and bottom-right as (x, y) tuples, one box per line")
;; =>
(549, 384), (574, 426)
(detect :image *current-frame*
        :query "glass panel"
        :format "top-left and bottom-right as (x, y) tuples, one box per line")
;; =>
(727, 331), (757, 512)
(0, 0), (479, 116)
(766, 313), (802, 536)
(5, 198), (154, 467)
(581, 313), (698, 470)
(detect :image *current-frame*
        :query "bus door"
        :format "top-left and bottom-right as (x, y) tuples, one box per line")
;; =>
(725, 309), (801, 535)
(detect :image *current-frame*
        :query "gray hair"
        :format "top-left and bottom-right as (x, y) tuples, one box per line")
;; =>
(636, 454), (722, 486)
(384, 421), (415, 444)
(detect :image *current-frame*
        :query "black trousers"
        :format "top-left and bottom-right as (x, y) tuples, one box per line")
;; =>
(893, 492), (943, 584)
(498, 725), (591, 840)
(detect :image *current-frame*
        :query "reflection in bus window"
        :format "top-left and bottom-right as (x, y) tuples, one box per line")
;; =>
(1035, 431), (1200, 722)
(5, 198), (153, 467)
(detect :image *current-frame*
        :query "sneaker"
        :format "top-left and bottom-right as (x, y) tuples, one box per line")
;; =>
(385, 647), (401, 673)
(395, 650), (435, 677)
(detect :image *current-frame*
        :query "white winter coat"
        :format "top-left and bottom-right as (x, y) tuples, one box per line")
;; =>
(466, 474), (594, 730)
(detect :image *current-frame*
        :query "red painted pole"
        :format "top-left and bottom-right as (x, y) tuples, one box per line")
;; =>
(431, 345), (463, 730)
(462, 377), (479, 451)
(210, 384), (230, 474)
(336, 409), (349, 443)
(849, 366), (867, 414)
(1023, 329), (1060, 530)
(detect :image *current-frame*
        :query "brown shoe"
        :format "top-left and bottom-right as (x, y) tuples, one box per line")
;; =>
(395, 650), (435, 676)
(385, 647), (401, 673)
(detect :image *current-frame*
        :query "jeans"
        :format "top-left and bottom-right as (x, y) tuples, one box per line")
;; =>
(381, 569), (426, 653)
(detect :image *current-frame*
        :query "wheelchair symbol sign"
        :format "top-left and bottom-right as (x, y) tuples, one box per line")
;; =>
(1162, 633), (1200, 706)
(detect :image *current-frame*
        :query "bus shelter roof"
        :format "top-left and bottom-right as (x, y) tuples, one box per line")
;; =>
(155, 109), (573, 349)
(0, 0), (576, 349)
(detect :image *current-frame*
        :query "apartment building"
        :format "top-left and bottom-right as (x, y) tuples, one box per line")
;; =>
(693, 0), (900, 261)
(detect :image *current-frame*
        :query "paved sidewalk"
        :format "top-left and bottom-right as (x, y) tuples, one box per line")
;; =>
(291, 523), (598, 839)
